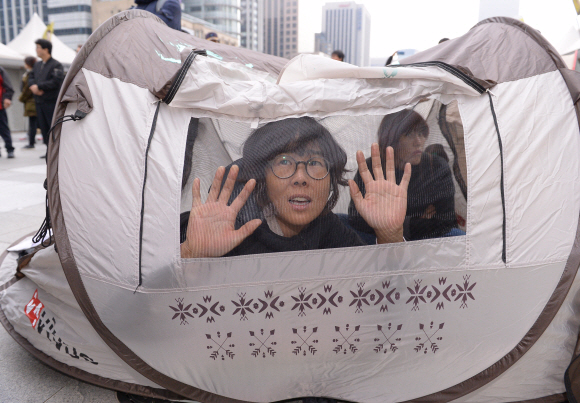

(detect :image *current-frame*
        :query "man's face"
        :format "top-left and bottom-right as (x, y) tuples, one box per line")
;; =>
(35, 44), (47, 59)
(331, 54), (342, 61)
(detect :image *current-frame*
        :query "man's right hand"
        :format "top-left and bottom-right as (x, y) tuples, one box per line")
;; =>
(180, 165), (262, 259)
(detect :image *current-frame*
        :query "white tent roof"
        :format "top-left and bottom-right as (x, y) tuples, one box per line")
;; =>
(7, 13), (77, 65)
(0, 42), (25, 68)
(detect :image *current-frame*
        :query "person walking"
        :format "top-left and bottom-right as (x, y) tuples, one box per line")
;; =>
(0, 65), (15, 158)
(28, 39), (64, 159)
(19, 56), (38, 149)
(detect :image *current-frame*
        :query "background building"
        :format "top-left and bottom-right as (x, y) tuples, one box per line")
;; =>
(263, 0), (298, 59)
(240, 0), (262, 51)
(314, 32), (332, 56)
(181, 13), (238, 46)
(47, 0), (92, 48)
(92, 0), (134, 31)
(1, 0), (48, 44)
(184, 0), (241, 43)
(320, 1), (370, 66)
(1, 0), (92, 48)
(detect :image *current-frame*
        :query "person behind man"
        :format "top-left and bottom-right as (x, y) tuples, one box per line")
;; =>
(20, 56), (38, 149)
(0, 65), (15, 158)
(134, 0), (181, 31)
(29, 39), (64, 159)
(205, 32), (220, 43)
(331, 50), (344, 62)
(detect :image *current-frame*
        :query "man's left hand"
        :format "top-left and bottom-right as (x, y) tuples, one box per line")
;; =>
(3, 99), (11, 109)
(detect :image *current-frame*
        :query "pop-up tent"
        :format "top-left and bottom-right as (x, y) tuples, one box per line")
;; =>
(2, 10), (580, 403)
(7, 13), (77, 66)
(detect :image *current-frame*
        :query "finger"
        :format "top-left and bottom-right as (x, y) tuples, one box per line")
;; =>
(218, 165), (239, 203)
(356, 150), (374, 185)
(371, 143), (384, 181)
(207, 166), (225, 201)
(191, 178), (201, 208)
(399, 162), (411, 192)
(348, 179), (364, 209)
(230, 178), (256, 213)
(233, 218), (262, 246)
(385, 146), (396, 183)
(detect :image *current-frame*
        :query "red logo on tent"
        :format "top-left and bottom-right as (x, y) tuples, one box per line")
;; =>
(24, 289), (44, 328)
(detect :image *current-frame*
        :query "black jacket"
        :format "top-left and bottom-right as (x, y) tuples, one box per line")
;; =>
(28, 57), (64, 105)
(180, 211), (365, 257)
(348, 154), (457, 241)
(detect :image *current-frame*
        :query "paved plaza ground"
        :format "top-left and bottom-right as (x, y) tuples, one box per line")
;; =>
(0, 133), (117, 402)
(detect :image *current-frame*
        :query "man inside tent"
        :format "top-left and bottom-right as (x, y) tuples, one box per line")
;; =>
(29, 39), (64, 159)
(0, 65), (15, 158)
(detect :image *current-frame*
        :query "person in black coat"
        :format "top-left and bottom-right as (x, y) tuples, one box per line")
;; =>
(348, 109), (458, 242)
(0, 66), (15, 158)
(180, 117), (412, 259)
(28, 38), (64, 158)
(135, 0), (181, 31)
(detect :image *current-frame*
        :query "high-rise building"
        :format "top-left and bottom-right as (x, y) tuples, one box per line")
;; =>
(314, 32), (332, 56)
(0, 0), (48, 44)
(49, 0), (92, 48)
(0, 0), (92, 48)
(240, 0), (262, 51)
(263, 0), (298, 59)
(183, 0), (241, 43)
(321, 1), (370, 66)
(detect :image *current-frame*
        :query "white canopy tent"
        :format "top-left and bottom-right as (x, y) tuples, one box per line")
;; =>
(0, 42), (25, 68)
(7, 13), (77, 66)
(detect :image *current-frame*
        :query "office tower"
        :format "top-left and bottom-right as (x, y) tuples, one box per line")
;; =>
(48, 0), (92, 48)
(321, 1), (370, 66)
(314, 32), (332, 56)
(184, 0), (242, 43)
(263, 0), (298, 59)
(0, 0), (47, 44)
(240, 0), (263, 51)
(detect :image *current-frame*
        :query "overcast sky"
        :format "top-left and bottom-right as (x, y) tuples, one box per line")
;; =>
(298, 0), (580, 60)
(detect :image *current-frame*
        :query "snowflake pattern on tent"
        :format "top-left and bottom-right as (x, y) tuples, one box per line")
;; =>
(291, 287), (313, 317)
(169, 298), (194, 325)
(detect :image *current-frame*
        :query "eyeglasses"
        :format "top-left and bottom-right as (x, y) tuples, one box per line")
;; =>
(270, 154), (329, 180)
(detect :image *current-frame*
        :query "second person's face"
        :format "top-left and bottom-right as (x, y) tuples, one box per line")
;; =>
(265, 147), (331, 237)
(395, 130), (428, 167)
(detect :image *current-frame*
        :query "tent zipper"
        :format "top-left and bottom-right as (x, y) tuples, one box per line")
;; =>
(486, 90), (507, 264)
(163, 50), (207, 105)
(395, 61), (487, 94)
(137, 101), (162, 290)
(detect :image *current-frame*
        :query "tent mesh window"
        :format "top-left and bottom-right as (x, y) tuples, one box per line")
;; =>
(179, 100), (467, 255)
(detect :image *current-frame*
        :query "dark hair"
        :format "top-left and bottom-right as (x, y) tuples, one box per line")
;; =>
(331, 50), (344, 61)
(241, 117), (348, 212)
(438, 38), (450, 44)
(35, 39), (52, 55)
(24, 56), (37, 68)
(378, 109), (429, 159)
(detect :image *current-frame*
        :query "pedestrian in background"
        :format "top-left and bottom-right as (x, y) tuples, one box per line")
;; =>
(331, 50), (344, 62)
(20, 56), (38, 149)
(134, 0), (182, 31)
(205, 32), (220, 43)
(0, 65), (15, 158)
(29, 39), (64, 159)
